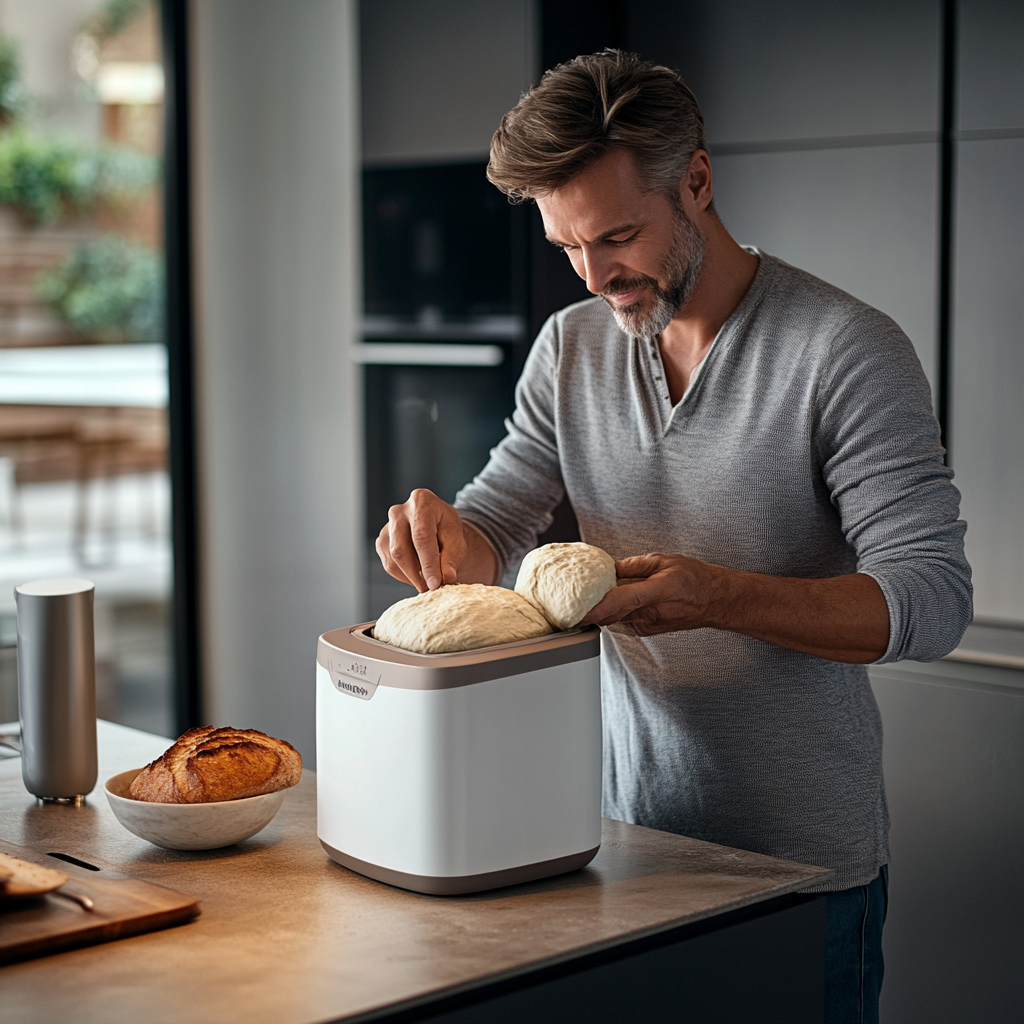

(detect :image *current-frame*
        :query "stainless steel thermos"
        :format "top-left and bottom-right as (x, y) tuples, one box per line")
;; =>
(15, 578), (97, 803)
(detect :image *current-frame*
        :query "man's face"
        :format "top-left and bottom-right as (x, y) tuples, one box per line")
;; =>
(536, 148), (707, 337)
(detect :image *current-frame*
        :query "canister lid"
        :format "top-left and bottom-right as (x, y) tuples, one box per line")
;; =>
(16, 578), (94, 597)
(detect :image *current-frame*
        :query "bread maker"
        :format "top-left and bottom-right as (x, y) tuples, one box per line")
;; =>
(316, 621), (602, 894)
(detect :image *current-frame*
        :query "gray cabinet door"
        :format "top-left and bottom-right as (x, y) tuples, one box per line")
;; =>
(959, 0), (1024, 132)
(952, 138), (1024, 620)
(361, 0), (536, 163)
(871, 665), (1024, 1024)
(627, 0), (941, 144)
(712, 143), (939, 390)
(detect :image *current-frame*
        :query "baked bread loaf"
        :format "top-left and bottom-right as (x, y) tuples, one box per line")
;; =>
(129, 726), (302, 804)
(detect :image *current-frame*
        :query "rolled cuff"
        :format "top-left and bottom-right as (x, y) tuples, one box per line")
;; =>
(863, 562), (972, 665)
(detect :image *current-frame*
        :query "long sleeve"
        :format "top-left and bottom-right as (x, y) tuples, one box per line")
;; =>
(454, 316), (567, 577)
(815, 309), (973, 663)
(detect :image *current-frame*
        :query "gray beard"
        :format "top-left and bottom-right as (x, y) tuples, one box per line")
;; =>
(606, 212), (707, 338)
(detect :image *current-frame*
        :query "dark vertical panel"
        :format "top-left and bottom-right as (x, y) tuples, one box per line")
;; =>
(540, 0), (626, 70)
(529, 0), (628, 344)
(161, 0), (202, 732)
(936, 0), (958, 460)
(526, 1), (633, 543)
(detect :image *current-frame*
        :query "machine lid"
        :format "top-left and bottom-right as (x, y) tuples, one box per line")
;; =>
(317, 622), (600, 692)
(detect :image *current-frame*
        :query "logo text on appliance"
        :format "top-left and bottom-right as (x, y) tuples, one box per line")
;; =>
(337, 678), (368, 696)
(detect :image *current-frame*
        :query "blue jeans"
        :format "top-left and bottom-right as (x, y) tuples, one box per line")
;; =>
(824, 865), (888, 1024)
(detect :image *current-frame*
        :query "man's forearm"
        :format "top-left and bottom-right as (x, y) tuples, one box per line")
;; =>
(705, 568), (889, 663)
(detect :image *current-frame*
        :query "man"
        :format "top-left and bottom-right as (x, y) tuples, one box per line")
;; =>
(375, 51), (971, 1023)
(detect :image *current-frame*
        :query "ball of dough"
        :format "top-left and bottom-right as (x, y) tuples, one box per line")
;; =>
(374, 583), (553, 654)
(515, 542), (617, 630)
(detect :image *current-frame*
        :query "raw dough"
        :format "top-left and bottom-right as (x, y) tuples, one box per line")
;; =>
(515, 542), (617, 630)
(374, 583), (553, 654)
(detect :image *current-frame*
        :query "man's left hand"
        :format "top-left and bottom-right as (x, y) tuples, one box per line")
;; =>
(580, 553), (718, 635)
(580, 551), (891, 663)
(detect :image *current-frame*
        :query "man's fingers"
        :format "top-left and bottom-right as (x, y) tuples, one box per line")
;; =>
(614, 553), (670, 580)
(410, 519), (444, 591)
(581, 577), (656, 625)
(377, 490), (468, 592)
(435, 506), (467, 585)
(440, 554), (459, 585)
(438, 535), (464, 585)
(580, 554), (669, 625)
(376, 530), (416, 587)
(387, 507), (429, 592)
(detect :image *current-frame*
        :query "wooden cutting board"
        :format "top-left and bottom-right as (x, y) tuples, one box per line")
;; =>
(0, 839), (200, 966)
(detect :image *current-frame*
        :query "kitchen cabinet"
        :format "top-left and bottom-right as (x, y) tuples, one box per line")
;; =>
(711, 142), (940, 391)
(360, 0), (535, 164)
(0, 720), (830, 1023)
(958, 0), (1024, 133)
(952, 138), (1024, 618)
(627, 0), (941, 144)
(870, 660), (1024, 1022)
(625, 0), (944, 390)
(950, 0), (1024, 620)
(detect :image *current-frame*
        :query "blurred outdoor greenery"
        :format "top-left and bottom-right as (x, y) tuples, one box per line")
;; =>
(37, 235), (163, 344)
(0, 23), (163, 344)
(0, 131), (158, 224)
(0, 31), (26, 125)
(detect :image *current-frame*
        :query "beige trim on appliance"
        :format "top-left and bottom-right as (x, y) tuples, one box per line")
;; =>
(320, 840), (601, 895)
(317, 623), (601, 691)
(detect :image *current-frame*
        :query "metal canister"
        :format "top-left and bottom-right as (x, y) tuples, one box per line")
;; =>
(15, 578), (97, 803)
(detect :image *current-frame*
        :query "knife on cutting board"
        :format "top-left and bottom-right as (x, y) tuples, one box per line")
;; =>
(0, 838), (200, 966)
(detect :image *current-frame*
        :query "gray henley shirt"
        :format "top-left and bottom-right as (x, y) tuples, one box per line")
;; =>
(454, 250), (972, 891)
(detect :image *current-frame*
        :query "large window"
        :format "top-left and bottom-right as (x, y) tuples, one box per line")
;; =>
(0, 0), (172, 736)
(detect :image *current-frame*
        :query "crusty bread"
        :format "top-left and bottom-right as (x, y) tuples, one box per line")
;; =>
(128, 726), (302, 804)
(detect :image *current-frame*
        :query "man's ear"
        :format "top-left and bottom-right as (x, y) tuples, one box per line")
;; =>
(679, 149), (714, 213)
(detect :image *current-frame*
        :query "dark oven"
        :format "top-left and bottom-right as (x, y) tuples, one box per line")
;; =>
(359, 161), (527, 615)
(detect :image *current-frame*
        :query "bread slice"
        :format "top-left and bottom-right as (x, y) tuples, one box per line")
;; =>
(128, 726), (302, 804)
(0, 853), (68, 898)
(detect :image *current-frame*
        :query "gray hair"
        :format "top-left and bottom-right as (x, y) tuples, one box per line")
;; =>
(488, 49), (709, 204)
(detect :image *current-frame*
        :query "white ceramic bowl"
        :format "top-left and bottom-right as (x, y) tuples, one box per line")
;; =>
(104, 768), (288, 851)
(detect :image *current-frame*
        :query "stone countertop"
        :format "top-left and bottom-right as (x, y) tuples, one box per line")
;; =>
(0, 721), (830, 1024)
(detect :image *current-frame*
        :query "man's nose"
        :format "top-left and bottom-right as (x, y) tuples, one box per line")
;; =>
(575, 246), (616, 296)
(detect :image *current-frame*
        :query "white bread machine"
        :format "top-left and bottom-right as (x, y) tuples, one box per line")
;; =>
(316, 622), (602, 894)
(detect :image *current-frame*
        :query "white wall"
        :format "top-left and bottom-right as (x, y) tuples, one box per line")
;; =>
(191, 0), (362, 765)
(361, 0), (537, 164)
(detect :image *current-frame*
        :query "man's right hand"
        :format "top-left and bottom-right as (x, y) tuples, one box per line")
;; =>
(375, 489), (498, 592)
